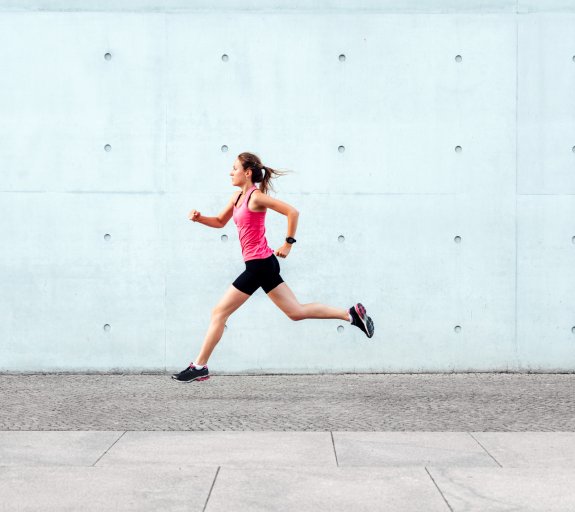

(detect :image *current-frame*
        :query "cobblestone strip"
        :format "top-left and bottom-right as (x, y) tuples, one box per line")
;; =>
(1, 374), (574, 431)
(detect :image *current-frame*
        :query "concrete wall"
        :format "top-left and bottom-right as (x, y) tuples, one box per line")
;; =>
(1, 0), (574, 373)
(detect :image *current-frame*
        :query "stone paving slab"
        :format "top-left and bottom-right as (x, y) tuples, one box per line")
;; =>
(0, 431), (122, 466)
(472, 432), (575, 467)
(0, 465), (215, 512)
(3, 464), (574, 512)
(96, 431), (336, 468)
(1, 373), (574, 431)
(333, 432), (499, 467)
(206, 466), (449, 512)
(428, 467), (575, 512)
(1, 432), (575, 511)
(4, 431), (575, 470)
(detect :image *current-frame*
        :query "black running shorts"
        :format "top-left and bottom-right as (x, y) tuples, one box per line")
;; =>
(232, 254), (284, 296)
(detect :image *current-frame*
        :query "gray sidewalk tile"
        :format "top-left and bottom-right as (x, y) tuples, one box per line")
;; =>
(333, 432), (499, 467)
(427, 467), (575, 511)
(472, 432), (575, 467)
(205, 466), (450, 512)
(0, 465), (216, 512)
(0, 431), (123, 466)
(97, 431), (337, 467)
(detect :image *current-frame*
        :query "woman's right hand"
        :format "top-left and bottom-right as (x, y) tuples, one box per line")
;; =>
(188, 209), (201, 222)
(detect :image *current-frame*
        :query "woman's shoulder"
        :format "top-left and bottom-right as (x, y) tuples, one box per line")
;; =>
(249, 188), (268, 211)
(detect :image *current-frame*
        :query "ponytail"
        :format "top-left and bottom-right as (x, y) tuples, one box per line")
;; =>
(238, 152), (294, 195)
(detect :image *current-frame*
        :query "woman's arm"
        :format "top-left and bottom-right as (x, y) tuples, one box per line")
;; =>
(188, 192), (240, 229)
(195, 216), (223, 228)
(284, 209), (299, 240)
(252, 192), (299, 258)
(252, 192), (299, 238)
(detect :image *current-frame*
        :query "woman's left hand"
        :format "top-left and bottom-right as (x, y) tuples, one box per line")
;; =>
(275, 243), (292, 259)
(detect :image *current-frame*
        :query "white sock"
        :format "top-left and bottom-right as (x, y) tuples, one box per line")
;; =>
(348, 311), (353, 323)
(193, 363), (206, 369)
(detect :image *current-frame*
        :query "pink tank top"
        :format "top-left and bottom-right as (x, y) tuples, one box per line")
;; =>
(232, 185), (274, 262)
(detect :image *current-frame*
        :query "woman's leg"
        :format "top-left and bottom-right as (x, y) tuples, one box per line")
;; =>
(194, 284), (251, 365)
(266, 282), (350, 322)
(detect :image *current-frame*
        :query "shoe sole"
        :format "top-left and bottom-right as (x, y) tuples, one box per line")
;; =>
(171, 374), (210, 382)
(355, 303), (374, 338)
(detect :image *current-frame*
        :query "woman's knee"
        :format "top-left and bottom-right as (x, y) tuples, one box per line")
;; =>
(287, 306), (305, 321)
(211, 306), (230, 322)
(211, 286), (251, 320)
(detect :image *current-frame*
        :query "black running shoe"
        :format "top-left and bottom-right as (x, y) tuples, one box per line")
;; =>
(171, 362), (210, 382)
(349, 303), (374, 338)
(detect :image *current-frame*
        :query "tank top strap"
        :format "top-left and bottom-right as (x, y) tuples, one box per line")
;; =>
(246, 185), (259, 203)
(234, 185), (259, 208)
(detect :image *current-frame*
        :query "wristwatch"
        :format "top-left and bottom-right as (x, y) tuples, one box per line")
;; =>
(285, 237), (297, 244)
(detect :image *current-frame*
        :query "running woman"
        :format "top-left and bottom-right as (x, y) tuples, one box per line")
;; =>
(172, 152), (374, 382)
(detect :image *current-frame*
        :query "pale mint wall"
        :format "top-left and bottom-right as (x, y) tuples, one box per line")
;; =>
(1, 1), (574, 372)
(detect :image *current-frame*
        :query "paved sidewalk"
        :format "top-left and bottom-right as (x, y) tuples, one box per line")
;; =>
(1, 373), (574, 511)
(1, 373), (574, 430)
(1, 430), (575, 511)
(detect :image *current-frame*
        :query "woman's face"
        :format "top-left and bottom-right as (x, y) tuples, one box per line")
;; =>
(230, 159), (250, 186)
